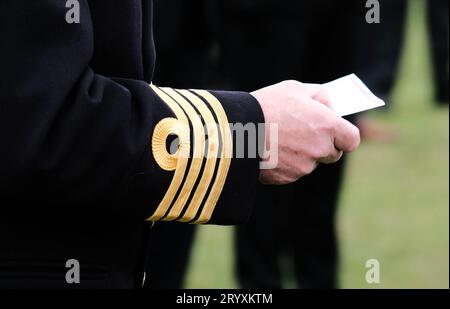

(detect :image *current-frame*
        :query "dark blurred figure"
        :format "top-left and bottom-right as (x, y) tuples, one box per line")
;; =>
(427, 0), (449, 105)
(351, 1), (407, 100)
(143, 0), (215, 289)
(349, 0), (407, 141)
(150, 0), (216, 88)
(214, 1), (351, 288)
(214, 0), (406, 288)
(144, 0), (408, 289)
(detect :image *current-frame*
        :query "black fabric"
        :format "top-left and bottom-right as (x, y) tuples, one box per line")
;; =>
(216, 0), (406, 97)
(144, 222), (197, 289)
(349, 0), (407, 101)
(149, 0), (266, 287)
(153, 0), (213, 88)
(0, 0), (264, 288)
(143, 1), (208, 288)
(215, 0), (405, 289)
(236, 161), (345, 289)
(428, 0), (449, 104)
(216, 0), (349, 289)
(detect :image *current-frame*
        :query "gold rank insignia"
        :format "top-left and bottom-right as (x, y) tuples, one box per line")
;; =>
(147, 85), (232, 224)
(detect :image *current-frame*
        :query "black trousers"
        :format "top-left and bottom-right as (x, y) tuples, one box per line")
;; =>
(215, 0), (406, 96)
(215, 0), (406, 288)
(143, 0), (211, 289)
(144, 223), (196, 289)
(215, 1), (350, 289)
(145, 0), (408, 289)
(235, 161), (346, 288)
(428, 0), (449, 104)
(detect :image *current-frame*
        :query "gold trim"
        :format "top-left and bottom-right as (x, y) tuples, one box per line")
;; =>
(146, 85), (190, 221)
(177, 90), (220, 222)
(152, 118), (183, 171)
(192, 90), (232, 224)
(161, 88), (205, 221)
(147, 86), (233, 225)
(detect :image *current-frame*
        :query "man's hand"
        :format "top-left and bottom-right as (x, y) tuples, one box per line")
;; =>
(251, 80), (360, 185)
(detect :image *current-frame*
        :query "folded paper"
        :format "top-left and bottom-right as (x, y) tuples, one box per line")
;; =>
(323, 74), (386, 117)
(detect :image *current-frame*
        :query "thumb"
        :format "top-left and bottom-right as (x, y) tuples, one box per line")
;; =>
(333, 118), (361, 153)
(303, 83), (332, 108)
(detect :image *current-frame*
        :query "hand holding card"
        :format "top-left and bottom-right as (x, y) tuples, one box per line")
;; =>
(323, 74), (385, 117)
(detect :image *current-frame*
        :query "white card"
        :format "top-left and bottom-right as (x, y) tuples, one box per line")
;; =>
(323, 74), (385, 117)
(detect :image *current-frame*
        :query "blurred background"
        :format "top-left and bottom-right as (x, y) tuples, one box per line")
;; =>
(147, 0), (449, 289)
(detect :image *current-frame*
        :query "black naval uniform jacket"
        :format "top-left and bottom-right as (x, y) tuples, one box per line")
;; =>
(0, 0), (264, 288)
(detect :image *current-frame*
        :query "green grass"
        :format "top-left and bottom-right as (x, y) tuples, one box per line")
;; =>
(185, 0), (449, 289)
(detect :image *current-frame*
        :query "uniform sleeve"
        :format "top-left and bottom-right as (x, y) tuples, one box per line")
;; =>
(0, 1), (264, 225)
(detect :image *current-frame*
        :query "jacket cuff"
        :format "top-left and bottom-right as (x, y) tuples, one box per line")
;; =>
(207, 90), (265, 225)
(138, 86), (265, 225)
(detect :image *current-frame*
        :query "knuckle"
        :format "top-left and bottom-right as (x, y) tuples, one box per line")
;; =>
(298, 162), (315, 177)
(282, 176), (297, 185)
(317, 112), (338, 133)
(309, 115), (333, 134)
(327, 151), (343, 164)
(311, 144), (329, 160)
(260, 170), (296, 185)
(275, 174), (295, 185)
(306, 164), (316, 175)
(321, 120), (335, 135)
(348, 126), (361, 151)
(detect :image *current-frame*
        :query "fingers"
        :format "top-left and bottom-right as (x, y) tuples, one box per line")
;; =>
(280, 81), (332, 108)
(306, 91), (359, 154)
(303, 98), (355, 163)
(333, 118), (361, 153)
(312, 87), (332, 108)
(319, 147), (344, 164)
(255, 80), (361, 186)
(304, 83), (332, 108)
(301, 83), (322, 97)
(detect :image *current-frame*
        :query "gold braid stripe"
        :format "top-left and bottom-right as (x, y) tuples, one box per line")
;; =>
(151, 117), (184, 171)
(176, 90), (219, 223)
(192, 90), (232, 224)
(147, 86), (232, 224)
(146, 85), (190, 221)
(161, 88), (205, 221)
